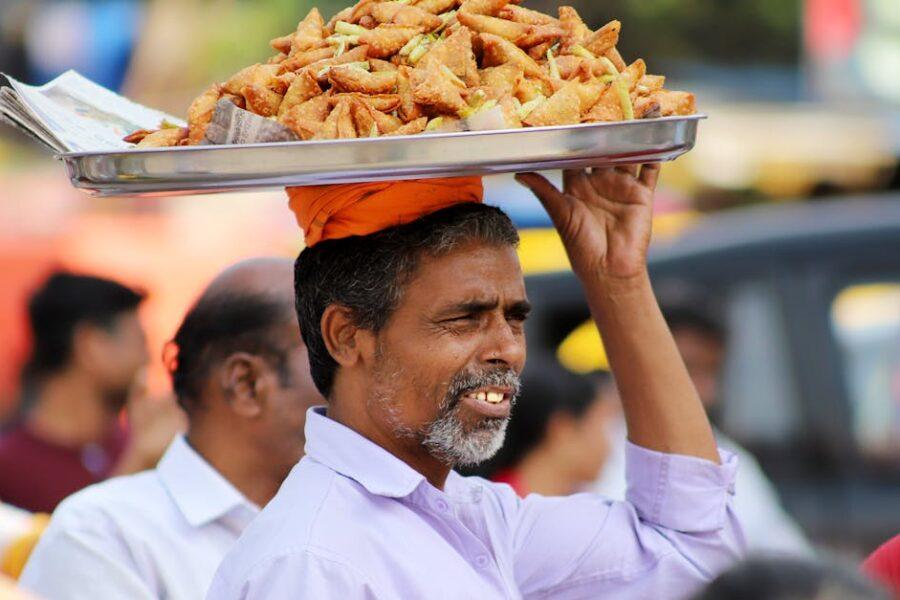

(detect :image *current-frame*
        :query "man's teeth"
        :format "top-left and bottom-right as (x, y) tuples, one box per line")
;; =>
(468, 391), (504, 404)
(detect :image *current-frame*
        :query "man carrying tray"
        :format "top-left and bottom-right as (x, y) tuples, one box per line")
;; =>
(208, 165), (744, 599)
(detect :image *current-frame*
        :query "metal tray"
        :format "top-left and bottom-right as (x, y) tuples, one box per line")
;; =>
(58, 115), (704, 197)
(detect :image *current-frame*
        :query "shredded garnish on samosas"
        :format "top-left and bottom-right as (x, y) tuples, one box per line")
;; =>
(126, 0), (695, 146)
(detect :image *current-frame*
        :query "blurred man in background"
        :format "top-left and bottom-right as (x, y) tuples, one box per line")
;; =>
(20, 258), (324, 600)
(485, 360), (618, 497)
(0, 272), (179, 513)
(592, 293), (812, 556)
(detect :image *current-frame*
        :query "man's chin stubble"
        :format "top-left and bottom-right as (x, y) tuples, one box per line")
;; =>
(422, 412), (509, 467)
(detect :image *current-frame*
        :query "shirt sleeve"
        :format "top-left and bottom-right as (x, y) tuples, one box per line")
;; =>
(511, 442), (744, 599)
(19, 506), (156, 600)
(206, 548), (379, 600)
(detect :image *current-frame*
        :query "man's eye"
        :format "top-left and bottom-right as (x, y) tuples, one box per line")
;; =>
(450, 314), (476, 322)
(440, 314), (479, 328)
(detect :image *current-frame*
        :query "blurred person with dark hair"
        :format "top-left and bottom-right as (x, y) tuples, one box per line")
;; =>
(0, 271), (177, 513)
(489, 361), (618, 497)
(691, 556), (887, 600)
(20, 258), (323, 600)
(592, 286), (812, 556)
(863, 533), (900, 595)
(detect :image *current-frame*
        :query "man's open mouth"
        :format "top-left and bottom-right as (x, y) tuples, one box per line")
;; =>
(459, 386), (514, 419)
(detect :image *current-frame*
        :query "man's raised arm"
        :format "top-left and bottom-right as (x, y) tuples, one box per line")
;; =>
(511, 167), (742, 598)
(516, 166), (718, 462)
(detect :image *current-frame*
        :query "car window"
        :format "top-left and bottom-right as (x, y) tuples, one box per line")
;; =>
(554, 279), (803, 447)
(720, 281), (802, 445)
(830, 282), (900, 463)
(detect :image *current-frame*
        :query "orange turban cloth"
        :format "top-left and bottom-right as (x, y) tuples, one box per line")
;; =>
(286, 177), (484, 247)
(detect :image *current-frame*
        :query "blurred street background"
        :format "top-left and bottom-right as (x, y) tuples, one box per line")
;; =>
(1, 0), (899, 560)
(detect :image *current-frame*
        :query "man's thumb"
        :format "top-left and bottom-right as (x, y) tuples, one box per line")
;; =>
(514, 172), (571, 226)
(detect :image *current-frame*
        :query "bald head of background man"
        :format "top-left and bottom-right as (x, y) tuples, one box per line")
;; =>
(174, 257), (322, 506)
(21, 257), (324, 600)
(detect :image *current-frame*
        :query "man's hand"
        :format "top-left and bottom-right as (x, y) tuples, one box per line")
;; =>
(112, 371), (186, 476)
(515, 165), (660, 283)
(124, 393), (186, 470)
(516, 164), (719, 463)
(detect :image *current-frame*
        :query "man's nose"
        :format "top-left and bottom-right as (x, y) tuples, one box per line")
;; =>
(478, 315), (526, 370)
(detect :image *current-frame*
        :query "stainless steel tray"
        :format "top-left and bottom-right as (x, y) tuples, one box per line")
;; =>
(58, 115), (704, 197)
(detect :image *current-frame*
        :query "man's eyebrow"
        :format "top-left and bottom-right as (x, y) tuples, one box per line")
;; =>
(507, 300), (532, 316)
(439, 299), (500, 316)
(435, 298), (532, 318)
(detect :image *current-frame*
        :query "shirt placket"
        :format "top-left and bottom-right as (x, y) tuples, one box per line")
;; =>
(454, 491), (522, 600)
(414, 486), (518, 599)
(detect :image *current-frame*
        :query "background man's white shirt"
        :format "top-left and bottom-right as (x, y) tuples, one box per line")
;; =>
(592, 420), (812, 556)
(20, 436), (259, 600)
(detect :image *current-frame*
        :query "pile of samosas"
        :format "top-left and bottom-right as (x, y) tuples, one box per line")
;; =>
(127, 0), (696, 147)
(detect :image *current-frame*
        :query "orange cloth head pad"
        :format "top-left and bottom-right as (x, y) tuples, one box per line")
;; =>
(287, 177), (484, 247)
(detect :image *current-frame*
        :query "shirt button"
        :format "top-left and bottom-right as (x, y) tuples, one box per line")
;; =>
(435, 499), (450, 513)
(475, 555), (490, 569)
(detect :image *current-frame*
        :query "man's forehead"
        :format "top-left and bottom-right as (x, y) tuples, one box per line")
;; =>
(403, 244), (526, 306)
(107, 310), (144, 334)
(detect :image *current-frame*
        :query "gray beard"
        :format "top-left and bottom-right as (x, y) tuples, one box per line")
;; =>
(421, 367), (520, 467)
(422, 405), (509, 467)
(369, 354), (519, 468)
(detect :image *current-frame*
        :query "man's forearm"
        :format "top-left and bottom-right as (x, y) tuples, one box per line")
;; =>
(584, 271), (719, 463)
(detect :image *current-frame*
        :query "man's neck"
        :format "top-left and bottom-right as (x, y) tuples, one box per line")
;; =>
(26, 370), (117, 447)
(327, 398), (452, 490)
(187, 424), (288, 508)
(385, 438), (452, 491)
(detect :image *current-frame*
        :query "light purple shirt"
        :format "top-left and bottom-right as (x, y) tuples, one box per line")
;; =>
(207, 407), (743, 599)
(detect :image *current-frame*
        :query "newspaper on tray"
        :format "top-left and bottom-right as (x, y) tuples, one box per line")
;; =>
(0, 71), (183, 153)
(0, 70), (509, 154)
(204, 100), (298, 145)
(0, 70), (302, 153)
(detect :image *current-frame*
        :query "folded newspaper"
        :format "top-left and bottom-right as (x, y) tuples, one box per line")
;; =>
(0, 70), (302, 153)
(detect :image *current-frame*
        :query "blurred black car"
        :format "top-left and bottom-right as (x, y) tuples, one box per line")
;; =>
(523, 195), (900, 555)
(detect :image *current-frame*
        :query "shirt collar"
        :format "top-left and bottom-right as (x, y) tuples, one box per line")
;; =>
(157, 436), (259, 528)
(304, 407), (426, 498)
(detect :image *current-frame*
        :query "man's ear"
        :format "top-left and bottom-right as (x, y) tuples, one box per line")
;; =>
(220, 352), (270, 418)
(320, 305), (375, 367)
